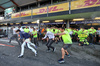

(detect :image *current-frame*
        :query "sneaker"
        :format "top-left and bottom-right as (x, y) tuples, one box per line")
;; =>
(65, 54), (70, 57)
(67, 54), (70, 57)
(35, 53), (37, 56)
(53, 48), (56, 52)
(8, 42), (11, 43)
(58, 58), (65, 64)
(46, 50), (51, 52)
(18, 55), (23, 58)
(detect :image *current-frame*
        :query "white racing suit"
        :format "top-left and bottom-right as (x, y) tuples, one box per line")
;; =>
(19, 38), (37, 56)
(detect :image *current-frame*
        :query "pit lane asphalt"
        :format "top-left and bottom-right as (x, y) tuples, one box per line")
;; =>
(0, 40), (100, 66)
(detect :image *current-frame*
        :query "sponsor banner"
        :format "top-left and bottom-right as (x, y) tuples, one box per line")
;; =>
(48, 3), (69, 13)
(21, 10), (31, 17)
(33, 3), (69, 15)
(12, 3), (69, 18)
(71, 0), (100, 10)
(11, 10), (31, 18)
(11, 12), (20, 18)
(33, 7), (47, 15)
(70, 20), (100, 24)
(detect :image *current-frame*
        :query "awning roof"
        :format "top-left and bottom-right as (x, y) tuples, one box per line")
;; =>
(0, 0), (47, 12)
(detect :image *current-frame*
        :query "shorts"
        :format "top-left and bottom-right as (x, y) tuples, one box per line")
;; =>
(98, 35), (100, 40)
(55, 35), (59, 37)
(38, 34), (42, 38)
(63, 44), (72, 50)
(72, 35), (75, 38)
(99, 37), (100, 40)
(70, 35), (72, 38)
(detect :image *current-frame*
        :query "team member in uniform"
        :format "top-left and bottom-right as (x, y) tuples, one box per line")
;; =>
(77, 28), (83, 42)
(78, 28), (89, 46)
(83, 29), (89, 45)
(52, 29), (59, 44)
(16, 30), (37, 58)
(50, 27), (54, 33)
(24, 26), (30, 33)
(29, 27), (33, 42)
(55, 27), (72, 64)
(72, 29), (77, 42)
(66, 27), (73, 38)
(88, 27), (94, 44)
(42, 30), (56, 52)
(92, 28), (97, 44)
(76, 29), (79, 42)
(32, 28), (39, 46)
(46, 27), (50, 32)
(97, 27), (100, 44)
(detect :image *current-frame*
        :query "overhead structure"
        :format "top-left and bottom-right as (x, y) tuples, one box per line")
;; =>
(10, 0), (19, 7)
(0, 0), (48, 12)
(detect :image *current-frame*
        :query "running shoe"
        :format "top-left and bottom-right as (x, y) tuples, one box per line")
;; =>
(35, 53), (37, 56)
(46, 50), (51, 52)
(18, 55), (23, 58)
(65, 54), (70, 57)
(53, 48), (56, 52)
(58, 58), (65, 64)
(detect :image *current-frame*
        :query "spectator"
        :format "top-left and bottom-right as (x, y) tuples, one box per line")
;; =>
(97, 27), (100, 44)
(32, 28), (39, 46)
(18, 26), (24, 31)
(88, 27), (94, 44)
(24, 26), (29, 33)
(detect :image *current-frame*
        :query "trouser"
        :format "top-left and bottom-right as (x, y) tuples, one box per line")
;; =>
(34, 38), (39, 46)
(30, 34), (33, 42)
(46, 39), (54, 50)
(20, 39), (37, 56)
(18, 39), (23, 46)
(96, 35), (99, 42)
(9, 34), (20, 45)
(89, 34), (94, 44)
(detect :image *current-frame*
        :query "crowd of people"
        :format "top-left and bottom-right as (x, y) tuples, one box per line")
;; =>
(8, 26), (100, 64)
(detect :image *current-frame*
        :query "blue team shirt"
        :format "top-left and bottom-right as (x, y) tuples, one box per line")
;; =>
(19, 31), (30, 39)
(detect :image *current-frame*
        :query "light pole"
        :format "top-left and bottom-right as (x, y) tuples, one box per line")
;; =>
(37, 19), (40, 29)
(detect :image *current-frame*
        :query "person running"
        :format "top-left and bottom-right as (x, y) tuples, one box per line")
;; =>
(32, 28), (39, 46)
(55, 27), (72, 64)
(42, 30), (56, 52)
(8, 27), (20, 45)
(16, 30), (37, 58)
